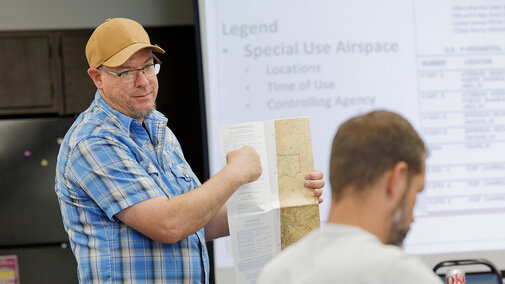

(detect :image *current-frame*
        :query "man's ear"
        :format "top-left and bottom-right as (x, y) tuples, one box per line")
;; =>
(87, 68), (104, 90)
(386, 161), (408, 205)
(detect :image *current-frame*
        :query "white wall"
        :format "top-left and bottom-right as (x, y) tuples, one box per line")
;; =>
(0, 0), (194, 31)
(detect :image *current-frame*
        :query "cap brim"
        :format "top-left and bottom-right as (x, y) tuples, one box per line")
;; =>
(102, 43), (165, 67)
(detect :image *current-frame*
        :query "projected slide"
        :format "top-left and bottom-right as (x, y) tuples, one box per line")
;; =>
(197, 0), (505, 281)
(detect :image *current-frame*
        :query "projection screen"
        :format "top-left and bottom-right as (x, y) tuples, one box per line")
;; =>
(195, 0), (505, 282)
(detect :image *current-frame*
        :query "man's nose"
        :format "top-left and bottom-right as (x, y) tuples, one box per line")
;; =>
(134, 70), (150, 86)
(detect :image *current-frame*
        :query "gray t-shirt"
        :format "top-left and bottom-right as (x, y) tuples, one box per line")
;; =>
(258, 224), (443, 284)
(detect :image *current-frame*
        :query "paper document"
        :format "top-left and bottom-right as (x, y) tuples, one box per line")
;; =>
(219, 117), (320, 283)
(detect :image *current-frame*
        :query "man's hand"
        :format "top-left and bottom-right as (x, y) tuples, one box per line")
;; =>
(226, 145), (262, 185)
(304, 170), (325, 203)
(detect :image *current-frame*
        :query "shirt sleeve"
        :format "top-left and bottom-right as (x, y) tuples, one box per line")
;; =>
(384, 255), (444, 284)
(67, 135), (165, 220)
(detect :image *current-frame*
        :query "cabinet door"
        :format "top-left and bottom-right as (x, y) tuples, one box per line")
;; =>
(0, 33), (61, 114)
(60, 31), (96, 114)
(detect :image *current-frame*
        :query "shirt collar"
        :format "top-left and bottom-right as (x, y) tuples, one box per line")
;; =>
(93, 90), (167, 133)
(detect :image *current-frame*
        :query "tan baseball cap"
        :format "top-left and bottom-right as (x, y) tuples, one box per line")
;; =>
(85, 18), (165, 68)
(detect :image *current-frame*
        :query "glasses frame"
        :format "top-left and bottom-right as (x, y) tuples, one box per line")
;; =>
(98, 53), (162, 82)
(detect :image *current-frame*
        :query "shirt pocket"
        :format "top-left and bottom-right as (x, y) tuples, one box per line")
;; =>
(139, 158), (175, 198)
(170, 162), (197, 193)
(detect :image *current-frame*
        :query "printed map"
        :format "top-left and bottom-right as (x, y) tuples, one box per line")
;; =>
(274, 118), (320, 249)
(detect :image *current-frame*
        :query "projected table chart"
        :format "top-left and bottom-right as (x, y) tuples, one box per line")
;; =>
(406, 0), (505, 256)
(418, 52), (505, 213)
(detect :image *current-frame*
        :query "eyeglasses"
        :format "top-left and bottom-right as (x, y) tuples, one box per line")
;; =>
(99, 54), (162, 83)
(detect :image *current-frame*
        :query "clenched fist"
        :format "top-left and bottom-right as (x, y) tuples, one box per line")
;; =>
(226, 145), (262, 185)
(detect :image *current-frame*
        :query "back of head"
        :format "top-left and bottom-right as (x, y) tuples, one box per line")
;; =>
(85, 17), (165, 68)
(329, 110), (425, 200)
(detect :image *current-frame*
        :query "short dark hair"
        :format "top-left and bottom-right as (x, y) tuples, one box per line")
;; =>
(329, 110), (426, 200)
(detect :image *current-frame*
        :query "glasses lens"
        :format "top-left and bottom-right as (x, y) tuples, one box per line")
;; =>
(143, 64), (157, 77)
(119, 71), (136, 83)
(116, 63), (160, 83)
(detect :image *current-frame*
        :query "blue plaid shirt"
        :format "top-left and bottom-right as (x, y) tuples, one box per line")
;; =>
(55, 91), (209, 283)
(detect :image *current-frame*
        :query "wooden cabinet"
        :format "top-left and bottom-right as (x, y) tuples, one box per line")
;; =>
(0, 30), (98, 116)
(0, 27), (201, 118)
(0, 32), (62, 115)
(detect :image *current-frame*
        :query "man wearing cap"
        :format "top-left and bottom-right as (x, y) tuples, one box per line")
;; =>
(55, 18), (324, 283)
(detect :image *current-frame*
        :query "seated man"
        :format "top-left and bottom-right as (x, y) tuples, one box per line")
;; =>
(258, 110), (442, 284)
